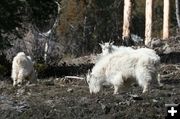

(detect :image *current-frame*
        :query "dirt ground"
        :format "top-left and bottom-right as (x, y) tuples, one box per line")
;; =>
(0, 63), (180, 119)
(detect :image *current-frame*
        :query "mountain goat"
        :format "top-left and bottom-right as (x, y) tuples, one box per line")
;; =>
(86, 49), (160, 94)
(99, 41), (162, 85)
(11, 52), (36, 86)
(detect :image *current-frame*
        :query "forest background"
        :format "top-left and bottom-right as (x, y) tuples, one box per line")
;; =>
(0, 0), (179, 76)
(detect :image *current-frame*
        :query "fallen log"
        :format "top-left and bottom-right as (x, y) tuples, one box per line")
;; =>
(64, 76), (84, 80)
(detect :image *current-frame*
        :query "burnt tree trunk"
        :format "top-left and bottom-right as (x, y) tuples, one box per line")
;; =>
(43, 1), (61, 63)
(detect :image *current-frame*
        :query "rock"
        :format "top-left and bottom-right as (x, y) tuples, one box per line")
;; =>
(42, 79), (55, 86)
(130, 94), (143, 100)
(100, 103), (111, 114)
(17, 88), (25, 95)
(96, 99), (101, 103)
(167, 93), (172, 97)
(163, 44), (173, 54)
(79, 97), (90, 107)
(55, 78), (60, 80)
(67, 88), (73, 93)
(15, 101), (29, 112)
(152, 99), (158, 103)
(101, 103), (106, 110)
(142, 102), (150, 106)
(151, 38), (163, 48)
(79, 97), (88, 103)
(119, 101), (130, 106)
(27, 92), (31, 96)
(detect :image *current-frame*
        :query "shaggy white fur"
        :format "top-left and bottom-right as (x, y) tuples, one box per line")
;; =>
(11, 52), (36, 86)
(87, 49), (160, 94)
(99, 42), (162, 85)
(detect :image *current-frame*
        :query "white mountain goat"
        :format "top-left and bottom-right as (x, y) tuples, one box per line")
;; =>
(99, 41), (162, 86)
(86, 47), (160, 94)
(11, 52), (36, 86)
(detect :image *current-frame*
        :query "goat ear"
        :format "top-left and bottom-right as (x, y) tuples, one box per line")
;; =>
(99, 43), (103, 47)
(99, 41), (105, 47)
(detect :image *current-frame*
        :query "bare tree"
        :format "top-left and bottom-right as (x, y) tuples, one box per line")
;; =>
(122, 0), (132, 45)
(163, 0), (170, 39)
(38, 1), (61, 63)
(145, 0), (153, 46)
(175, 0), (180, 29)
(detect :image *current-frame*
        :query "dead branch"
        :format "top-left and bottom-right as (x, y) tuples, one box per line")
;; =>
(64, 76), (85, 80)
(161, 72), (175, 78)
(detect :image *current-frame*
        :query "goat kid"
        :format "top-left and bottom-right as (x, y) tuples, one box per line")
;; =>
(11, 52), (36, 86)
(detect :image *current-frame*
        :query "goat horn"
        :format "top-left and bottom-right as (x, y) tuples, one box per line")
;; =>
(111, 41), (114, 44)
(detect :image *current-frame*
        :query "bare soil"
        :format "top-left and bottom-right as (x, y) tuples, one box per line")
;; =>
(0, 63), (180, 119)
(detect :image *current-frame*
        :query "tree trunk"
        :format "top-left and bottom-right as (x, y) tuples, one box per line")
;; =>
(163, 0), (170, 39)
(122, 0), (132, 44)
(43, 1), (61, 63)
(175, 0), (180, 29)
(145, 0), (153, 46)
